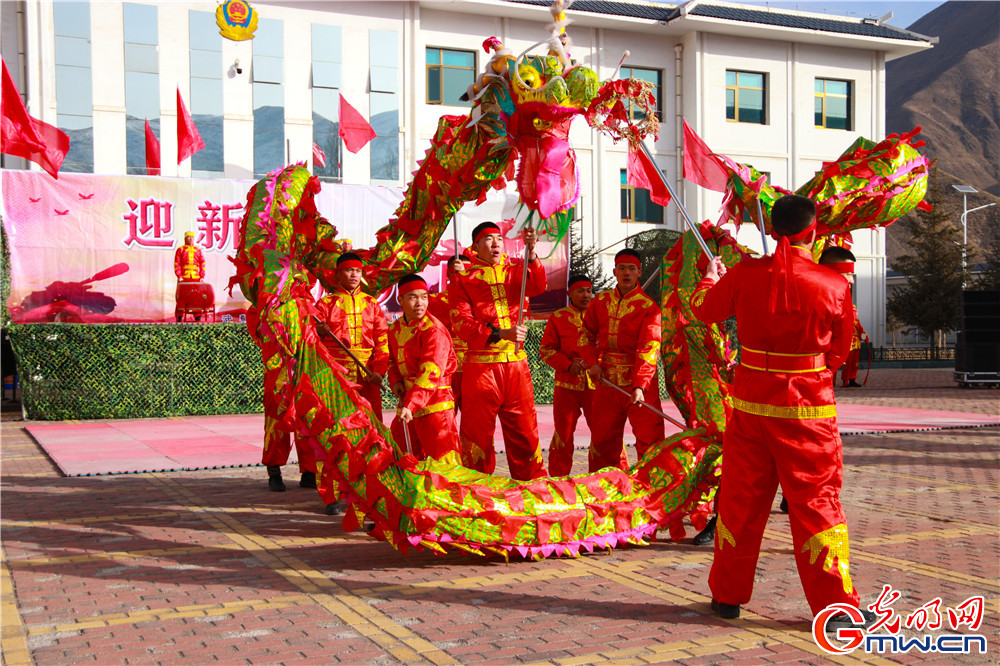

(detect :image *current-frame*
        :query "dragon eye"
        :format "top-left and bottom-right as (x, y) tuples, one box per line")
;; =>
(518, 65), (543, 89)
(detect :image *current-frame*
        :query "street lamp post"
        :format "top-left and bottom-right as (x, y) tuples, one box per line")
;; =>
(951, 184), (997, 284)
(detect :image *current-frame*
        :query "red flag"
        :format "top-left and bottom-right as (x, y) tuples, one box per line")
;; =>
(682, 119), (729, 192)
(312, 142), (327, 167)
(144, 119), (161, 176)
(1, 58), (69, 179)
(339, 94), (377, 154)
(176, 87), (205, 164)
(626, 143), (671, 207)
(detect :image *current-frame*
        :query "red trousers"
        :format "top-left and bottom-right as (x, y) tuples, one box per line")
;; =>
(453, 371), (463, 413)
(708, 409), (860, 616)
(391, 409), (461, 461)
(260, 414), (317, 473)
(841, 348), (860, 384)
(356, 381), (384, 422)
(459, 360), (546, 480)
(548, 386), (594, 477)
(588, 379), (665, 472)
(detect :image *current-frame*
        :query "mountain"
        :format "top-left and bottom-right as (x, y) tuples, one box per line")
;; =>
(884, 1), (1000, 260)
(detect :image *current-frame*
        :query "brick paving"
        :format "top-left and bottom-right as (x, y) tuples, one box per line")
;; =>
(1, 368), (998, 665)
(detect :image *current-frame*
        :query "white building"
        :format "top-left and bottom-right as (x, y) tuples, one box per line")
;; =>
(1, 0), (933, 345)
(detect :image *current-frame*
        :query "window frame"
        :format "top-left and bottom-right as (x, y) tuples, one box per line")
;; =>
(620, 65), (663, 122)
(425, 47), (476, 107)
(725, 70), (767, 125)
(620, 168), (665, 226)
(814, 78), (853, 130)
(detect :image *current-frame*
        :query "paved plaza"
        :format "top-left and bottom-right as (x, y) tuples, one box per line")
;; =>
(1, 369), (998, 664)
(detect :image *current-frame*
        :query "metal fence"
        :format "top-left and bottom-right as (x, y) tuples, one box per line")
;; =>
(868, 345), (955, 362)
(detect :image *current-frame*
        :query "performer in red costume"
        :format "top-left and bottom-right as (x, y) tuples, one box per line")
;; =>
(691, 194), (873, 629)
(819, 247), (868, 388)
(314, 252), (389, 514)
(539, 274), (595, 476)
(388, 274), (462, 463)
(450, 221), (547, 480)
(428, 255), (471, 412)
(581, 249), (664, 473)
(315, 252), (390, 422)
(174, 231), (205, 282)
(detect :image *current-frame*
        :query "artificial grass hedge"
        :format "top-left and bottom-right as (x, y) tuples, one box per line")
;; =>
(8, 321), (557, 420)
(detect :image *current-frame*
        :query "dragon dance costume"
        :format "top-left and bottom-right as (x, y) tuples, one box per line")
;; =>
(315, 284), (390, 421)
(450, 252), (547, 480)
(428, 291), (466, 412)
(581, 281), (664, 473)
(387, 305), (461, 463)
(539, 303), (595, 477)
(691, 239), (859, 616)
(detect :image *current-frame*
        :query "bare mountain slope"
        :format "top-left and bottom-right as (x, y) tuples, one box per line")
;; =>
(885, 1), (1000, 260)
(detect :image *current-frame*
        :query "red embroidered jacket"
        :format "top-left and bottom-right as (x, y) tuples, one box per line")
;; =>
(316, 286), (389, 383)
(540, 305), (593, 391)
(580, 286), (661, 391)
(449, 254), (546, 364)
(387, 313), (457, 417)
(428, 291), (467, 368)
(690, 247), (854, 416)
(174, 245), (205, 281)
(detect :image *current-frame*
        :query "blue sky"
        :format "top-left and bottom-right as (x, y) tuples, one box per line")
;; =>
(736, 1), (946, 29)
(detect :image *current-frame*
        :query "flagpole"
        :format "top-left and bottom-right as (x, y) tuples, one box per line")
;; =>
(638, 140), (714, 261)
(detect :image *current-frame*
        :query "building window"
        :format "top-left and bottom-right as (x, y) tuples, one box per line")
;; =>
(253, 18), (284, 178)
(815, 78), (852, 130)
(726, 70), (766, 124)
(189, 11), (224, 177)
(54, 1), (93, 172)
(312, 24), (342, 183)
(620, 169), (663, 225)
(124, 3), (160, 176)
(621, 66), (662, 121)
(426, 48), (474, 106)
(370, 30), (400, 182)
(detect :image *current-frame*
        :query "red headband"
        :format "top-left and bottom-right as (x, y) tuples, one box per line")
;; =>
(568, 279), (592, 292)
(824, 262), (855, 274)
(398, 278), (428, 297)
(615, 255), (641, 267)
(338, 259), (362, 270)
(473, 225), (501, 244)
(771, 219), (817, 243)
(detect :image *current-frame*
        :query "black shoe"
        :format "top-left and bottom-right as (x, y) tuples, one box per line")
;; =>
(825, 609), (876, 632)
(325, 500), (344, 516)
(711, 599), (741, 619)
(266, 465), (285, 492)
(779, 497), (789, 513)
(692, 516), (717, 546)
(847, 380), (862, 388)
(299, 472), (316, 488)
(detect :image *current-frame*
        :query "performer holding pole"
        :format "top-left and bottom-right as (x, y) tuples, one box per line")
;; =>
(315, 252), (390, 514)
(450, 221), (547, 480)
(690, 194), (873, 629)
(428, 255), (471, 412)
(315, 252), (390, 420)
(580, 248), (665, 472)
(539, 274), (596, 476)
(388, 274), (461, 463)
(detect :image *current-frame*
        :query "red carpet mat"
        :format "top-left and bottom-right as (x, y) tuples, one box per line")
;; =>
(27, 404), (999, 477)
